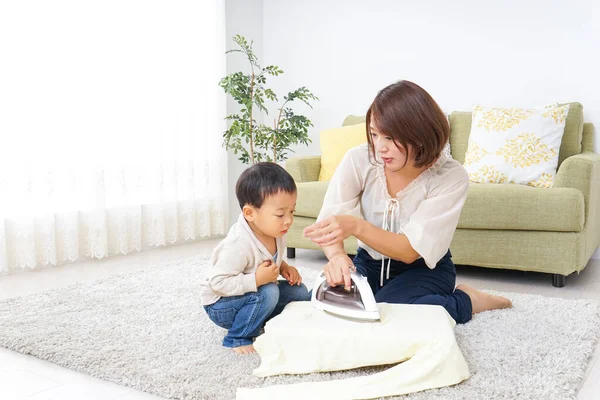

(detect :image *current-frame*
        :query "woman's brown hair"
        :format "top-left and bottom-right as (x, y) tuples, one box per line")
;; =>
(366, 80), (449, 168)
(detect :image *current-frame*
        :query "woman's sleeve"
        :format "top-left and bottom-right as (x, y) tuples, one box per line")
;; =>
(317, 147), (365, 222)
(402, 175), (469, 269)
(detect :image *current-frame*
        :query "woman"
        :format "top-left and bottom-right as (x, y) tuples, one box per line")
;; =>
(304, 81), (511, 323)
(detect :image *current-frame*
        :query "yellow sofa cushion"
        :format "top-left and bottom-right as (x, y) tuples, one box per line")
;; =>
(318, 123), (367, 181)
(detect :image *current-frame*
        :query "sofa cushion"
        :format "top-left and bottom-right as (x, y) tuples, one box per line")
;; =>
(464, 104), (569, 188)
(450, 102), (583, 167)
(458, 183), (584, 232)
(295, 181), (330, 218)
(318, 123), (367, 181)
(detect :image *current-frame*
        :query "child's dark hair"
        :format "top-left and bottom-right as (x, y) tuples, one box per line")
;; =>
(236, 162), (297, 209)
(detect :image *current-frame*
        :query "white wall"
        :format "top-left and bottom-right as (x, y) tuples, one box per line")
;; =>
(225, 0), (264, 226)
(262, 0), (600, 258)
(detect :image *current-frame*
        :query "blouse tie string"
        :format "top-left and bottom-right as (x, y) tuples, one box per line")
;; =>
(380, 198), (399, 287)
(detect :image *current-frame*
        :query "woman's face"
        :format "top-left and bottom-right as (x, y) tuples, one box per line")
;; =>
(369, 124), (412, 172)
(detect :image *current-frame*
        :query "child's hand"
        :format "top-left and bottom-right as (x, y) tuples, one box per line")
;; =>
(280, 264), (302, 286)
(255, 260), (280, 287)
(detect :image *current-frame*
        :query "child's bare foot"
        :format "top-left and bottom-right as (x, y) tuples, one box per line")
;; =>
(456, 284), (513, 314)
(233, 344), (255, 354)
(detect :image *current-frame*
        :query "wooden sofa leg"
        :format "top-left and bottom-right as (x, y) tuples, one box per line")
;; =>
(287, 247), (296, 259)
(552, 274), (566, 288)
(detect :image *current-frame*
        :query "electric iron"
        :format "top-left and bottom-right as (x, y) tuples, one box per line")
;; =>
(311, 270), (380, 322)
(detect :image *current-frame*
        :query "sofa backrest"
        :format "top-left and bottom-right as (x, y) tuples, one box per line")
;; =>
(343, 102), (587, 166)
(342, 115), (366, 127)
(582, 123), (595, 153)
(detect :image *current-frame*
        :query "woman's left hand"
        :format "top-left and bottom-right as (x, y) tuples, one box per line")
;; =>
(303, 215), (359, 247)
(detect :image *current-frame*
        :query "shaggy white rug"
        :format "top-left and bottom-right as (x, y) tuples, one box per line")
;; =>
(0, 256), (598, 400)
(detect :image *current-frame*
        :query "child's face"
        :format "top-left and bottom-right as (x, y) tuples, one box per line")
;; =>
(244, 191), (297, 238)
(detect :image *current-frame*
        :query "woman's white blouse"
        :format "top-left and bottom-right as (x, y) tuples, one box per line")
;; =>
(317, 143), (469, 270)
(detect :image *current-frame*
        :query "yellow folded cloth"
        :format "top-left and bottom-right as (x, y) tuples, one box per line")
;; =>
(237, 302), (470, 399)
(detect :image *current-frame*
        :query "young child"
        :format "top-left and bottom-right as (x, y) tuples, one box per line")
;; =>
(200, 162), (310, 354)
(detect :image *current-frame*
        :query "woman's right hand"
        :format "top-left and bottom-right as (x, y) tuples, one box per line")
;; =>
(324, 254), (355, 290)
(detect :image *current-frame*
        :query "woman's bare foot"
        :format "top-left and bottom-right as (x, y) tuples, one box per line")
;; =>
(456, 284), (513, 314)
(233, 344), (255, 355)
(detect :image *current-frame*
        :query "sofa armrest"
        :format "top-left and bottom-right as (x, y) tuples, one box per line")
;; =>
(286, 156), (322, 183)
(554, 152), (600, 224)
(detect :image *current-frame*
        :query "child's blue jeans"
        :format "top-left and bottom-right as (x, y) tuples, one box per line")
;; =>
(204, 280), (310, 348)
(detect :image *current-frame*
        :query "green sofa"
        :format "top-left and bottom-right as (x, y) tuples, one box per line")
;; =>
(285, 103), (600, 287)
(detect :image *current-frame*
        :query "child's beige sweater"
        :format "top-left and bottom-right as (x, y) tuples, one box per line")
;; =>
(200, 213), (284, 306)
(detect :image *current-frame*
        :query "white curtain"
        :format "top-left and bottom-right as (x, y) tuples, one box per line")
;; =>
(0, 1), (227, 273)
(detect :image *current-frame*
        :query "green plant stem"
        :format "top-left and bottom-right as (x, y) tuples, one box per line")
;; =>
(249, 72), (255, 164)
(272, 119), (277, 162)
(248, 55), (256, 164)
(273, 99), (290, 162)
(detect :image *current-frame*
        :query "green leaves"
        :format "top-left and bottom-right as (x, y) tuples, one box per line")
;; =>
(263, 65), (284, 76)
(230, 34), (258, 68)
(220, 35), (318, 164)
(264, 88), (277, 102)
(219, 72), (252, 109)
(284, 87), (319, 107)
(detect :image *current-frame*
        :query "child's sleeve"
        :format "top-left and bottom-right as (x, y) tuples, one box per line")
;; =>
(317, 146), (364, 222)
(402, 176), (469, 269)
(207, 245), (257, 296)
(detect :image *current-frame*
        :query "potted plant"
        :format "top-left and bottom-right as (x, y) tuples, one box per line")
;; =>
(219, 35), (318, 164)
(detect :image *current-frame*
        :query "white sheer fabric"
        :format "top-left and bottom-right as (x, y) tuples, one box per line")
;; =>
(0, 1), (227, 273)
